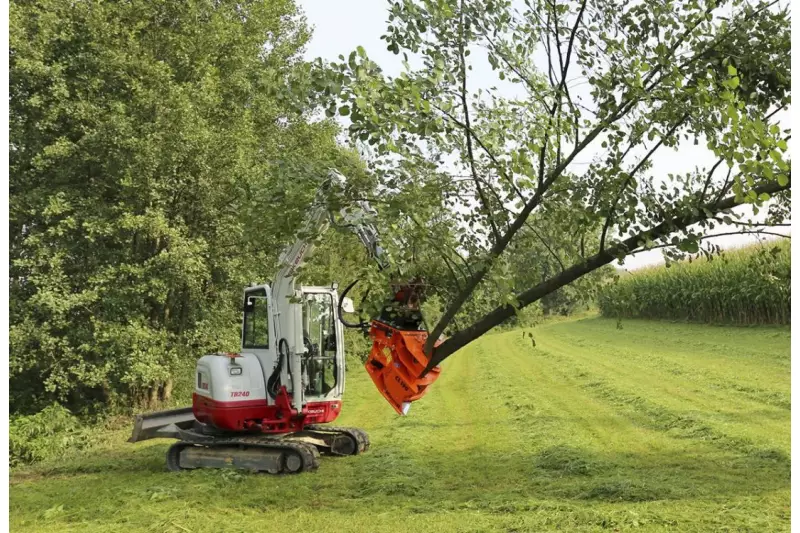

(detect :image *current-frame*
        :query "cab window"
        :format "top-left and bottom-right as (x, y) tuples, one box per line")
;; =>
(243, 289), (269, 349)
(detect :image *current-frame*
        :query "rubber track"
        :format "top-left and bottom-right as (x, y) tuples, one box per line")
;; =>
(304, 425), (371, 454)
(166, 441), (185, 472)
(167, 436), (320, 474)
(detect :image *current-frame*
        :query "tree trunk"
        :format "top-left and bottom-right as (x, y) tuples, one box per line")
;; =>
(160, 379), (173, 403)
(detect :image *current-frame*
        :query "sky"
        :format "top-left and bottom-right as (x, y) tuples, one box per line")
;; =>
(296, 0), (790, 270)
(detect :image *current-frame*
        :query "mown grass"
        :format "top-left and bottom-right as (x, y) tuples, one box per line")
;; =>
(10, 317), (790, 532)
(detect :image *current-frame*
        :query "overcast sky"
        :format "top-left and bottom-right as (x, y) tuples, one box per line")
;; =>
(297, 0), (790, 270)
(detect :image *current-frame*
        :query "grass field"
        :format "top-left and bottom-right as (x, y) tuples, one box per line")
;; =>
(10, 317), (790, 532)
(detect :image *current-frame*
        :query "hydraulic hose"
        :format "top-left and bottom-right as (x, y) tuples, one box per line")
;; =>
(338, 279), (371, 331)
(267, 338), (291, 399)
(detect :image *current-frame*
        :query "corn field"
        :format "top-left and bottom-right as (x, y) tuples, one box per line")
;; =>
(598, 241), (790, 325)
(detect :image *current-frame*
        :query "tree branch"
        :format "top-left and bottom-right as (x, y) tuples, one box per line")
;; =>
(481, 35), (554, 114)
(714, 166), (734, 204)
(457, 0), (501, 243)
(524, 220), (565, 272)
(433, 105), (527, 203)
(643, 230), (790, 251)
(599, 111), (690, 251)
(713, 218), (791, 228)
(440, 254), (465, 293)
(423, 177), (791, 372)
(548, 0), (565, 77)
(700, 157), (726, 202)
(544, 10), (557, 87)
(560, 0), (587, 86)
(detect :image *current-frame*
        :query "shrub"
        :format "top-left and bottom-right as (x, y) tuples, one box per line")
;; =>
(9, 404), (91, 467)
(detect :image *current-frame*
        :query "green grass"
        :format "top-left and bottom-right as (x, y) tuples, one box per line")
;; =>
(10, 317), (790, 532)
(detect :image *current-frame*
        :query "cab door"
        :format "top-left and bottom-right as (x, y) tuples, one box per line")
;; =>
(240, 285), (275, 403)
(299, 287), (345, 401)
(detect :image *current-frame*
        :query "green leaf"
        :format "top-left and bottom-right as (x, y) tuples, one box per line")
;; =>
(777, 174), (789, 187)
(727, 64), (737, 76)
(729, 76), (740, 89)
(679, 240), (699, 254)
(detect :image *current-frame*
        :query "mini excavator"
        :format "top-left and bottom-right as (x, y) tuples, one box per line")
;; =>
(128, 170), (442, 474)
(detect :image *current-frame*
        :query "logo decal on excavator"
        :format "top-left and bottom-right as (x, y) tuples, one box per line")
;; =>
(394, 375), (410, 392)
(230, 391), (250, 398)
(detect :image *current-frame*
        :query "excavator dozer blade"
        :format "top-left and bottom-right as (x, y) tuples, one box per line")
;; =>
(365, 321), (442, 415)
(128, 407), (196, 443)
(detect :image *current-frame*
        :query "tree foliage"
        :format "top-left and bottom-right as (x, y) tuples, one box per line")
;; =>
(312, 0), (791, 368)
(9, 0), (366, 414)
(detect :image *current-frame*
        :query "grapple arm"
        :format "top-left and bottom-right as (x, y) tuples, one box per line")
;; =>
(364, 321), (442, 415)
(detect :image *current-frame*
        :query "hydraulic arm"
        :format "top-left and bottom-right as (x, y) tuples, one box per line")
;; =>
(128, 168), (441, 475)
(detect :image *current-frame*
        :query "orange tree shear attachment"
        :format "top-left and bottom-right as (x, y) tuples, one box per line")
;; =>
(364, 320), (442, 415)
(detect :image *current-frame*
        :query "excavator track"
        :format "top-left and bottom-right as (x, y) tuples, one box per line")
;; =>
(303, 425), (371, 455)
(129, 411), (370, 473)
(166, 432), (320, 474)
(161, 424), (369, 474)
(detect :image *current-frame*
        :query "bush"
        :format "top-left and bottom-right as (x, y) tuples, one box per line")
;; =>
(344, 328), (374, 366)
(504, 302), (544, 329)
(9, 404), (91, 467)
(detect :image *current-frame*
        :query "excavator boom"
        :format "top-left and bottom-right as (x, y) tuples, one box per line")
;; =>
(128, 168), (440, 475)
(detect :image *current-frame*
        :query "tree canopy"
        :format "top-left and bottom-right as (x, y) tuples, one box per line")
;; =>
(9, 0), (371, 413)
(311, 0), (791, 369)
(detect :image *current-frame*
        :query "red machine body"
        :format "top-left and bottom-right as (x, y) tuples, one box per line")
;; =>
(192, 386), (341, 434)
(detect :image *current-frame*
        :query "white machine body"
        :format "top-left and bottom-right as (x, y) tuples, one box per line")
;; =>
(191, 170), (385, 430)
